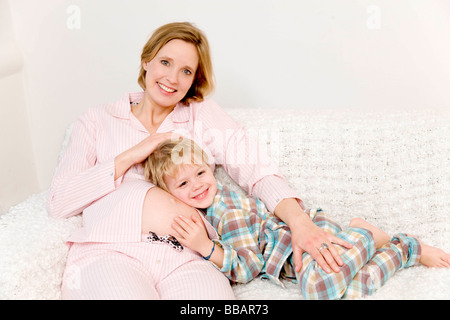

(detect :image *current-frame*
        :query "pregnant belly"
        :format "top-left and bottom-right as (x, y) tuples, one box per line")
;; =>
(141, 187), (199, 237)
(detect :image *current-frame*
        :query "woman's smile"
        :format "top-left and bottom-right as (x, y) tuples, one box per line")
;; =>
(157, 82), (176, 94)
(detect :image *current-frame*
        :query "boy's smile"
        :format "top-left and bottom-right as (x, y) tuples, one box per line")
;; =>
(164, 163), (217, 209)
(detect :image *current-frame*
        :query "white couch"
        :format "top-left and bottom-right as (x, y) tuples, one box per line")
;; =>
(1, 108), (450, 300)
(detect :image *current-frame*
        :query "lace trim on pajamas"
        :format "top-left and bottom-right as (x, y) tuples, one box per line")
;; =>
(146, 231), (183, 252)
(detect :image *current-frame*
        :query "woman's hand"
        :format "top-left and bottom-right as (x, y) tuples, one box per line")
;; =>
(290, 214), (352, 273)
(171, 213), (213, 257)
(114, 132), (181, 179)
(274, 199), (352, 274)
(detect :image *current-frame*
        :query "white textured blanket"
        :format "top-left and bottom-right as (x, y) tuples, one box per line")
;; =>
(1, 108), (449, 300)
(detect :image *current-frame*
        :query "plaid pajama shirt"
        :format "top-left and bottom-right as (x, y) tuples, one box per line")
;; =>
(206, 183), (422, 299)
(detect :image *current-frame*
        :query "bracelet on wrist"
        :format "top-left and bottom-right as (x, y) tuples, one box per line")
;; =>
(202, 240), (215, 260)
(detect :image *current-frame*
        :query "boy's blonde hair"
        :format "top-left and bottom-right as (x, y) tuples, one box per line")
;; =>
(144, 138), (209, 192)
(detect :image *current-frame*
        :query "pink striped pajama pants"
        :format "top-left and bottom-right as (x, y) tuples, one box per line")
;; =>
(61, 237), (235, 300)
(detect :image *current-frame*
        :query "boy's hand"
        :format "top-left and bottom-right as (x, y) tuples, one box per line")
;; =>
(171, 213), (212, 257)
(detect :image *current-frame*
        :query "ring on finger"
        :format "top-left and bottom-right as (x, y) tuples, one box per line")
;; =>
(318, 242), (328, 251)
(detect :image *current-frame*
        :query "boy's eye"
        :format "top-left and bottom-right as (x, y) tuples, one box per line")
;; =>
(198, 170), (205, 176)
(179, 181), (187, 188)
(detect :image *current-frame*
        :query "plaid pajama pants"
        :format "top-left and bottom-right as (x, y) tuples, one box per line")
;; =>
(296, 209), (421, 300)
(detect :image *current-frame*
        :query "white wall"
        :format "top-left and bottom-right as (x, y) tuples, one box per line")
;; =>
(0, 0), (39, 213)
(4, 0), (450, 205)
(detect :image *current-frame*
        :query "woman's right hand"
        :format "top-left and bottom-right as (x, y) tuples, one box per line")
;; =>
(131, 132), (182, 164)
(114, 132), (181, 179)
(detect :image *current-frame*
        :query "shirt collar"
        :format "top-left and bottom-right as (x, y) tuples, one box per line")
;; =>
(108, 92), (191, 123)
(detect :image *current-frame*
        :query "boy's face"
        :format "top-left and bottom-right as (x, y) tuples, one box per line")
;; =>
(164, 163), (217, 209)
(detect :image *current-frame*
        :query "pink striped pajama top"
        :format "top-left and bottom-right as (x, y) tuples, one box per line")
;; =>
(47, 91), (301, 243)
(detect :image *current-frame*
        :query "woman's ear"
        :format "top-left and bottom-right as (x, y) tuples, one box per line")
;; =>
(143, 61), (148, 71)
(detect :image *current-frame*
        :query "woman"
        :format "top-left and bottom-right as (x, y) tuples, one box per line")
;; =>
(47, 22), (349, 299)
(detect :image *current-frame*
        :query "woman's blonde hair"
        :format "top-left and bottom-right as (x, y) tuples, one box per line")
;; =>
(144, 138), (209, 192)
(138, 22), (214, 105)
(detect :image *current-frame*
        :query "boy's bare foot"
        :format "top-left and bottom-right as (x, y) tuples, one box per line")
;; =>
(418, 242), (450, 268)
(348, 219), (450, 268)
(401, 233), (450, 268)
(349, 217), (391, 249)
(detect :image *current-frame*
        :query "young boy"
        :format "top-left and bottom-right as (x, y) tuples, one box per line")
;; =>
(144, 137), (296, 286)
(143, 138), (450, 299)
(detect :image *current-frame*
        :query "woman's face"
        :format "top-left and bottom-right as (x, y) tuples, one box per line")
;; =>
(143, 39), (199, 109)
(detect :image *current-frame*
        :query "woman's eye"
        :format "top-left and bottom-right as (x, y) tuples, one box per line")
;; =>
(198, 170), (205, 176)
(183, 69), (192, 75)
(161, 60), (169, 66)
